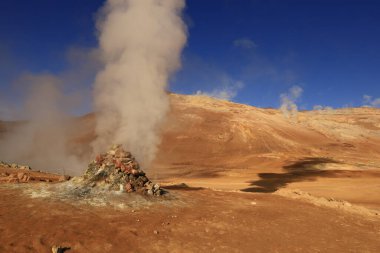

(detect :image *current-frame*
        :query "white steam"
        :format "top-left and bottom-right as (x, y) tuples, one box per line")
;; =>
(0, 0), (186, 174)
(313, 105), (334, 114)
(92, 0), (187, 167)
(0, 74), (85, 175)
(363, 95), (380, 108)
(195, 76), (244, 101)
(280, 85), (303, 119)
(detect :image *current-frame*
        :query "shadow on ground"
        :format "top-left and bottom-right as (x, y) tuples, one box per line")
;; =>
(163, 183), (204, 191)
(158, 165), (224, 179)
(241, 157), (380, 193)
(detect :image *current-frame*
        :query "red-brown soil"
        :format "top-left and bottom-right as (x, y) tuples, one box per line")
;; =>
(1, 185), (380, 253)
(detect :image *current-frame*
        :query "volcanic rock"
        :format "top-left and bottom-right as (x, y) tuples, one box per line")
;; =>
(83, 145), (162, 196)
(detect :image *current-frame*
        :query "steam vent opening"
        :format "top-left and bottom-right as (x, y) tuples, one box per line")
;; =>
(83, 144), (162, 196)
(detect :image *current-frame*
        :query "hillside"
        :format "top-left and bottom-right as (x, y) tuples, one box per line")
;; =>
(1, 94), (380, 252)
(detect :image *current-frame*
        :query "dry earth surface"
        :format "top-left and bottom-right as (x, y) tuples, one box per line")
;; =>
(1, 93), (380, 252)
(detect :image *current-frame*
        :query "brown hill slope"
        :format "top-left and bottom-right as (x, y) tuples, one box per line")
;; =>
(158, 94), (380, 168)
(1, 94), (380, 207)
(68, 94), (380, 169)
(155, 95), (380, 209)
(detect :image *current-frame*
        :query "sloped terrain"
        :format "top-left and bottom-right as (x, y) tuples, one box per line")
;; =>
(1, 93), (380, 252)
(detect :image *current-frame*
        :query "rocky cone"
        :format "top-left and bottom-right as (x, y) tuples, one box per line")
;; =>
(83, 145), (162, 196)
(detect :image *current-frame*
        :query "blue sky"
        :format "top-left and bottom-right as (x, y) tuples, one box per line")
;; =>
(1, 0), (380, 112)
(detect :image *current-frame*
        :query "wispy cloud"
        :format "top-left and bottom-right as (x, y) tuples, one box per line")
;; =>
(233, 38), (257, 49)
(363, 95), (380, 107)
(196, 77), (244, 101)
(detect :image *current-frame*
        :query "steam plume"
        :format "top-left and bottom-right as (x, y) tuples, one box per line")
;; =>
(313, 105), (334, 114)
(363, 95), (380, 107)
(92, 0), (187, 167)
(195, 76), (244, 101)
(280, 85), (303, 119)
(0, 74), (85, 175)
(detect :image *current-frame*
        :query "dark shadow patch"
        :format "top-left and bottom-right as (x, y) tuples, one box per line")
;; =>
(163, 183), (204, 191)
(129, 230), (138, 236)
(282, 157), (338, 171)
(241, 157), (380, 193)
(242, 170), (337, 193)
(165, 166), (223, 179)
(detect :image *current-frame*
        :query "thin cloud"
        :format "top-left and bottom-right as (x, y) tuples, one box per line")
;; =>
(233, 38), (257, 49)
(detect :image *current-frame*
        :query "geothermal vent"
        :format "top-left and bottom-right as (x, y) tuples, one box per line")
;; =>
(83, 145), (162, 196)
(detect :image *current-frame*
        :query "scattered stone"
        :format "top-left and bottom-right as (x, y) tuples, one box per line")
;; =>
(17, 172), (25, 180)
(344, 201), (352, 207)
(7, 176), (18, 183)
(58, 175), (71, 182)
(0, 161), (32, 170)
(153, 230), (159, 234)
(51, 245), (70, 253)
(0, 161), (8, 168)
(83, 145), (163, 196)
(0, 161), (70, 184)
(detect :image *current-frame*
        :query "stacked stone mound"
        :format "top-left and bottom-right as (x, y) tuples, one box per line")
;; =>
(83, 145), (162, 196)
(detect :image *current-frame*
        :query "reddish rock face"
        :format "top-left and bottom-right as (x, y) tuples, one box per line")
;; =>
(95, 154), (104, 164)
(124, 182), (133, 192)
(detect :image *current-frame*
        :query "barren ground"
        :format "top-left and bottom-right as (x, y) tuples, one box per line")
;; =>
(1, 94), (380, 252)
